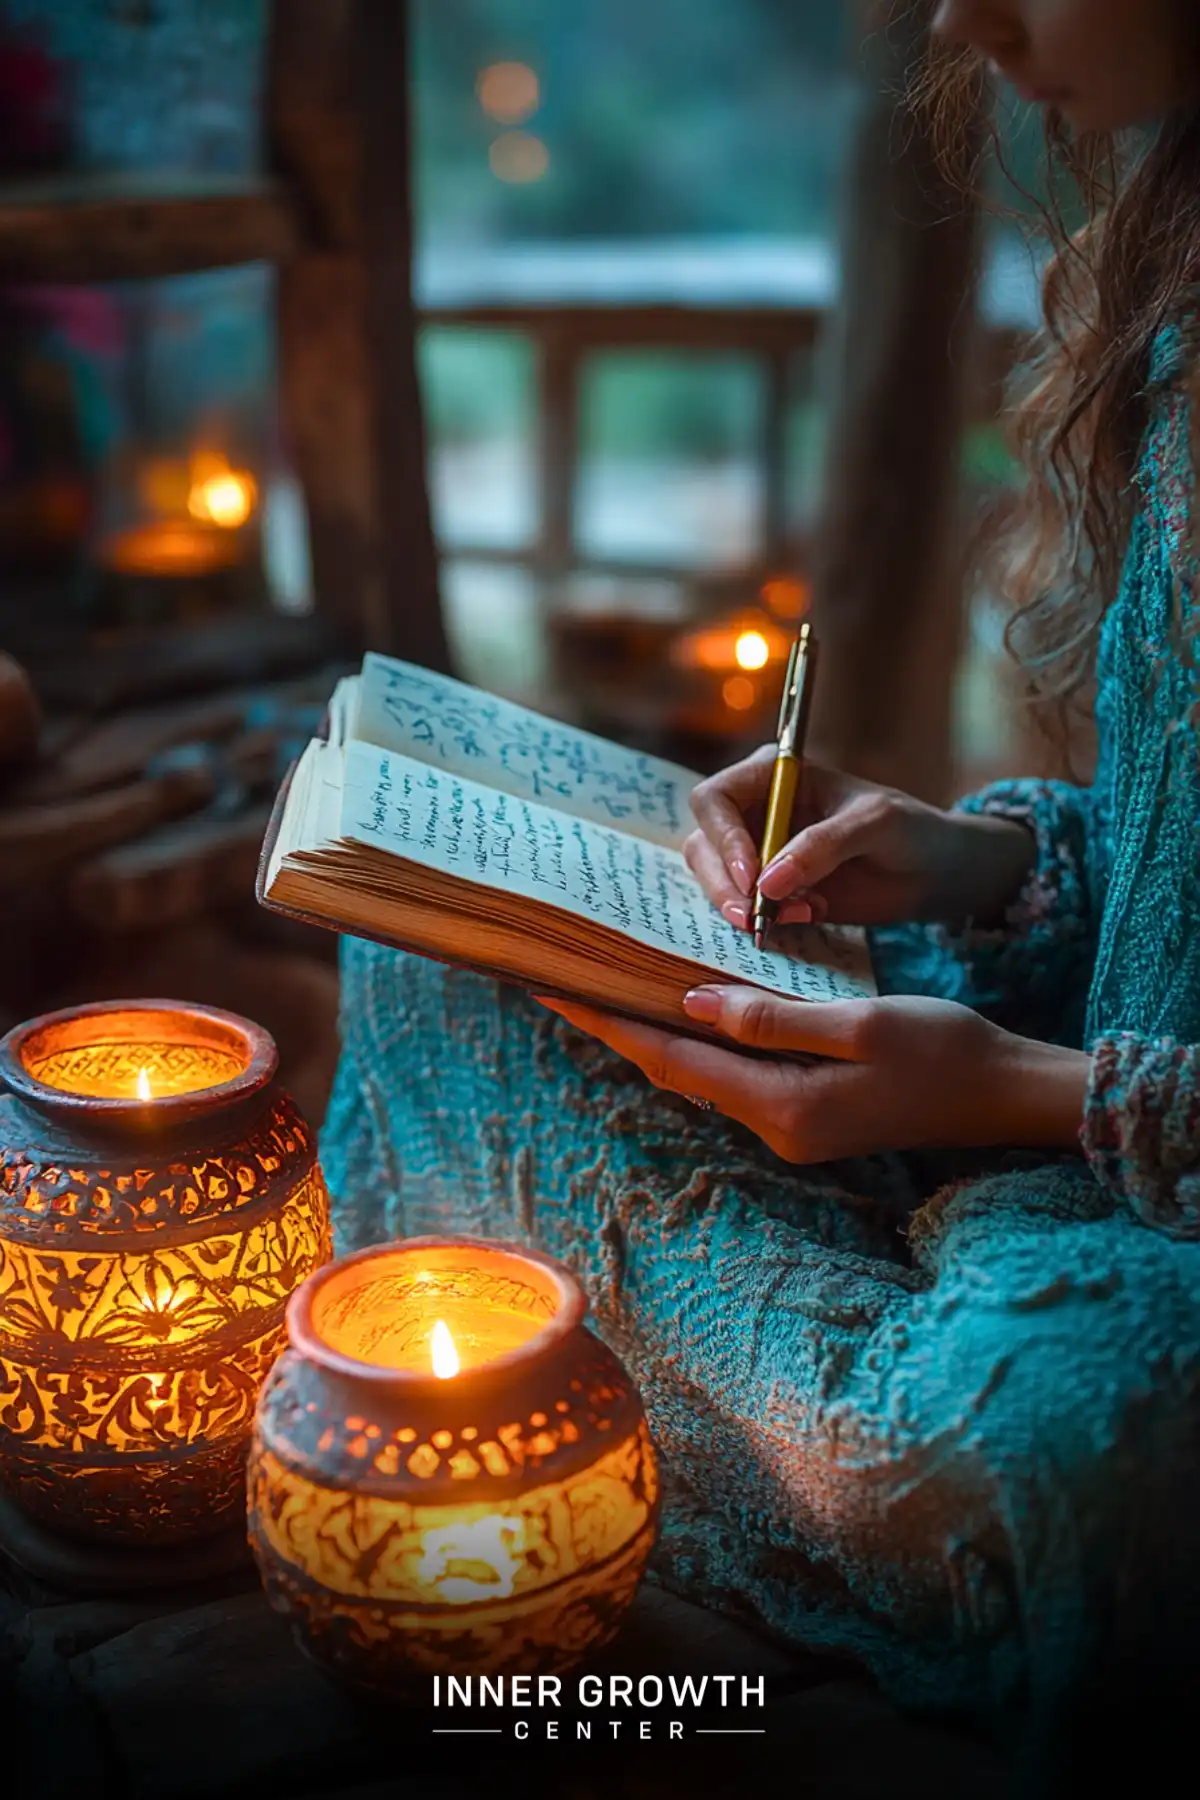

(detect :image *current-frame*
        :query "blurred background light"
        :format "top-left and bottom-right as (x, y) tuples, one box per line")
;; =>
(476, 60), (541, 125)
(734, 629), (769, 670)
(489, 130), (550, 184)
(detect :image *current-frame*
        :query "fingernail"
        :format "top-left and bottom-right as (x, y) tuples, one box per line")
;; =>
(730, 855), (755, 897)
(758, 854), (799, 899)
(683, 987), (722, 1022)
(721, 899), (749, 928)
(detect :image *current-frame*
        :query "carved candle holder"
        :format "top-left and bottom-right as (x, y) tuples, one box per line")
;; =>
(248, 1237), (659, 1693)
(0, 999), (332, 1558)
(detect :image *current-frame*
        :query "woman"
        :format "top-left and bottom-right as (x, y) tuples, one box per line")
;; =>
(323, 0), (1200, 1767)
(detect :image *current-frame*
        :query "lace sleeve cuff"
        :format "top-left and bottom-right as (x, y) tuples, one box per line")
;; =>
(935, 778), (1094, 1040)
(1082, 1033), (1200, 1235)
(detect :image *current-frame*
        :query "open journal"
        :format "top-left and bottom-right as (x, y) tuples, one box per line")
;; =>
(257, 653), (876, 1036)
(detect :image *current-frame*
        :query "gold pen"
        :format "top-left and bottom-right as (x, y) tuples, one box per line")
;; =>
(751, 620), (818, 952)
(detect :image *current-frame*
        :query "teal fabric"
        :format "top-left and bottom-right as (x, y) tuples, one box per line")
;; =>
(320, 331), (1200, 1756)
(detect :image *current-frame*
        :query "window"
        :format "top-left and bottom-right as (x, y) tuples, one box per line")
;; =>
(412, 0), (861, 706)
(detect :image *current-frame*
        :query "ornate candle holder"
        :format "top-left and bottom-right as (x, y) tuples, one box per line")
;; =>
(248, 1237), (659, 1692)
(0, 999), (332, 1564)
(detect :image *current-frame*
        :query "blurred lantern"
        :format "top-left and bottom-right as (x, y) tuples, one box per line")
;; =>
(671, 611), (791, 677)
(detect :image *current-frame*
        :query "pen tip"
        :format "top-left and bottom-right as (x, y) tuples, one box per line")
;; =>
(753, 927), (766, 953)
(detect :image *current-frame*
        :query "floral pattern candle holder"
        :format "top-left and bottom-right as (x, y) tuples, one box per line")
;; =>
(248, 1237), (659, 1692)
(0, 999), (331, 1548)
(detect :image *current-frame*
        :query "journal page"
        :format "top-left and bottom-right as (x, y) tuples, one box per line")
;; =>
(351, 653), (700, 851)
(338, 741), (875, 1003)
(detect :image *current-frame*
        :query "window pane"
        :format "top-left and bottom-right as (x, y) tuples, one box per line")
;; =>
(413, 1), (856, 250)
(419, 328), (537, 551)
(440, 560), (547, 699)
(576, 353), (763, 569)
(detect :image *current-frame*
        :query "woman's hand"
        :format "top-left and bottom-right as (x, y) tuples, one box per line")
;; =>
(685, 748), (1035, 932)
(536, 987), (1090, 1163)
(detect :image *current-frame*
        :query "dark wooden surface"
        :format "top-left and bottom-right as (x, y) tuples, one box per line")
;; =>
(0, 172), (299, 282)
(0, 1548), (1013, 1800)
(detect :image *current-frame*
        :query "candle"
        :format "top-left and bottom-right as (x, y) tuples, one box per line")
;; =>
(671, 612), (792, 677)
(248, 1237), (659, 1691)
(187, 458), (256, 531)
(97, 519), (243, 579)
(667, 608), (793, 735)
(0, 1000), (332, 1549)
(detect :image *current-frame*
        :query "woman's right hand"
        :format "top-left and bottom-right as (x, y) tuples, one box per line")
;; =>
(684, 746), (1036, 932)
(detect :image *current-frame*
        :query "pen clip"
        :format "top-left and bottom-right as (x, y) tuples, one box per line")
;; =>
(776, 635), (801, 741)
(776, 623), (811, 751)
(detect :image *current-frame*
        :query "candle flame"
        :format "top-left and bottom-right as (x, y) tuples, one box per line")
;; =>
(431, 1319), (459, 1379)
(136, 1066), (152, 1102)
(187, 453), (256, 530)
(734, 629), (770, 671)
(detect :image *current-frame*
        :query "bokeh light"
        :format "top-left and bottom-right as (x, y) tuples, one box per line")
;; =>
(761, 575), (809, 620)
(489, 131), (550, 184)
(722, 676), (757, 712)
(734, 630), (770, 671)
(477, 62), (540, 125)
(188, 468), (255, 529)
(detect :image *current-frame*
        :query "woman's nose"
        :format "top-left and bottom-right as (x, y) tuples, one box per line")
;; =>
(931, 1), (1024, 53)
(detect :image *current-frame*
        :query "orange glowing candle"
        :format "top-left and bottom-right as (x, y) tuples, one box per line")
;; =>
(249, 1237), (659, 1691)
(98, 519), (242, 579)
(0, 1000), (332, 1548)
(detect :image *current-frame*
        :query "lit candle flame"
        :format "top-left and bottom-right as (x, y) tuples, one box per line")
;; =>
(734, 629), (770, 671)
(431, 1319), (459, 1379)
(136, 1066), (152, 1102)
(187, 453), (256, 530)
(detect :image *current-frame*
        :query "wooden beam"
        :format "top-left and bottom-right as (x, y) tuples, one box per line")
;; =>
(268, 0), (450, 669)
(13, 612), (335, 712)
(536, 325), (581, 580)
(0, 173), (298, 282)
(69, 804), (275, 934)
(421, 304), (824, 355)
(0, 768), (214, 892)
(807, 0), (985, 802)
(356, 0), (450, 671)
(760, 348), (794, 570)
(420, 307), (1020, 423)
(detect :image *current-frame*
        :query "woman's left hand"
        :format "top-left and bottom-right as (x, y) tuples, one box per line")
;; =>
(535, 987), (1090, 1163)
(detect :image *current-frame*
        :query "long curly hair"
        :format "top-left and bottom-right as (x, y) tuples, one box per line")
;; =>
(914, 16), (1200, 708)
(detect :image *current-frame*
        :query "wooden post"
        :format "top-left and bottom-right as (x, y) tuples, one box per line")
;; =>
(536, 324), (581, 581)
(761, 347), (793, 574)
(807, 0), (984, 801)
(267, 0), (451, 669)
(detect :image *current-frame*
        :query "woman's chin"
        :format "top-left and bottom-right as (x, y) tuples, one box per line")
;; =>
(1054, 93), (1183, 135)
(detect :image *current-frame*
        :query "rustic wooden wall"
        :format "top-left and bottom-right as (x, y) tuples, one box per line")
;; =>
(807, 0), (985, 803)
